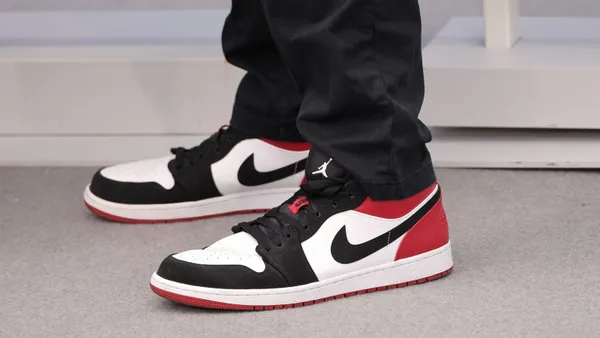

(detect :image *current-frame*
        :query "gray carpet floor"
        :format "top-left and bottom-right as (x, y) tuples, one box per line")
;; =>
(1, 168), (599, 338)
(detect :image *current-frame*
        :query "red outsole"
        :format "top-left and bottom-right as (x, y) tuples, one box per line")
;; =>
(85, 202), (269, 224)
(150, 267), (453, 311)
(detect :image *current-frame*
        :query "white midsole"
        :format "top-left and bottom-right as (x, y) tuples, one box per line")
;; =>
(83, 185), (297, 220)
(150, 242), (453, 306)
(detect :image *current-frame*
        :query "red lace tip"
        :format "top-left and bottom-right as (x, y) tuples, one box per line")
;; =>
(288, 197), (309, 215)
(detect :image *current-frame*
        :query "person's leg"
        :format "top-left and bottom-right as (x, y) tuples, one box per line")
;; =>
(263, 0), (434, 199)
(150, 0), (452, 309)
(224, 0), (304, 142)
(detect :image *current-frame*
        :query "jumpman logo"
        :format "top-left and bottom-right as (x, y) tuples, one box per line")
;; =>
(312, 158), (333, 178)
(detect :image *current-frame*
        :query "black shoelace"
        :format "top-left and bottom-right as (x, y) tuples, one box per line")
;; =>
(232, 177), (356, 253)
(171, 126), (232, 169)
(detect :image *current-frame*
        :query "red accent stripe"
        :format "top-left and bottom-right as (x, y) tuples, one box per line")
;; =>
(150, 267), (453, 311)
(260, 139), (311, 151)
(354, 183), (438, 219)
(85, 202), (268, 224)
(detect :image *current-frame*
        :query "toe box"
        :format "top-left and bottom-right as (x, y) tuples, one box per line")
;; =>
(156, 250), (288, 289)
(89, 156), (184, 204)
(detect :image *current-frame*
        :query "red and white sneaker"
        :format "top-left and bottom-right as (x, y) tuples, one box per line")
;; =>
(83, 126), (310, 223)
(150, 150), (453, 310)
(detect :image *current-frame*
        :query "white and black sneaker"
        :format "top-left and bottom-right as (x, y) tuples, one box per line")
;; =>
(84, 126), (310, 223)
(150, 150), (453, 310)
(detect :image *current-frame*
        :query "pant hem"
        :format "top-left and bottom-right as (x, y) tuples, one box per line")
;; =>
(230, 105), (304, 142)
(358, 163), (437, 200)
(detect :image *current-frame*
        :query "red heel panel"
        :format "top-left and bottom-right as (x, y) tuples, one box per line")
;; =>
(355, 183), (437, 219)
(395, 197), (449, 261)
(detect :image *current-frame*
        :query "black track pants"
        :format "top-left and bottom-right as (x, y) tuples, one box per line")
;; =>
(226, 0), (435, 200)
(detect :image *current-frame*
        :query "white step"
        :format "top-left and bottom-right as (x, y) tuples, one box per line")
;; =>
(0, 10), (241, 136)
(421, 17), (600, 130)
(3, 11), (599, 168)
(0, 10), (245, 166)
(422, 16), (600, 168)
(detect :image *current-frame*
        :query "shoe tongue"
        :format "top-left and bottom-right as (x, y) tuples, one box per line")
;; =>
(305, 150), (347, 181)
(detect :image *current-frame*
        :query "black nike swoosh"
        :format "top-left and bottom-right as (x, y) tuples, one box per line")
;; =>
(331, 188), (441, 264)
(237, 154), (307, 187)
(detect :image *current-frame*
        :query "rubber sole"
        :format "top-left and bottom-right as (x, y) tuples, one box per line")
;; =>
(85, 201), (269, 224)
(83, 185), (296, 224)
(150, 267), (453, 311)
(150, 242), (453, 310)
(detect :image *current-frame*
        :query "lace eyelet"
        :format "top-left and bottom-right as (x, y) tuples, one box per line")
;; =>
(286, 234), (291, 238)
(315, 212), (321, 217)
(215, 148), (221, 153)
(349, 193), (355, 199)
(332, 202), (338, 208)
(304, 225), (309, 230)
(228, 136), (233, 142)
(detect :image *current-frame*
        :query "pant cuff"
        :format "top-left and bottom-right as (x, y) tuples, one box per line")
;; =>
(230, 105), (304, 142)
(358, 163), (437, 200)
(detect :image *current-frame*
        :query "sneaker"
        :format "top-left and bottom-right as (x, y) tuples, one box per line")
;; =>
(149, 150), (453, 310)
(84, 126), (310, 223)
